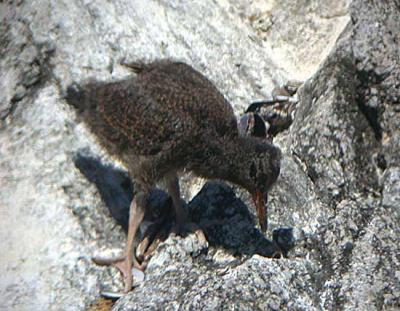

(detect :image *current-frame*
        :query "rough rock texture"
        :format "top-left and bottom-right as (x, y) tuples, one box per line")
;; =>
(222, 0), (351, 80)
(1, 0), (399, 310)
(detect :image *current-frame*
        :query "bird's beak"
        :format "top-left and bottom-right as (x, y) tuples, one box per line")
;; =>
(252, 190), (268, 232)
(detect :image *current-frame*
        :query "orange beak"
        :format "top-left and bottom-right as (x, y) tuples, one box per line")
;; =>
(252, 190), (267, 232)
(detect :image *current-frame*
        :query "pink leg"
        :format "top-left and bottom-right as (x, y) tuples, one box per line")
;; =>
(167, 176), (208, 247)
(93, 193), (146, 292)
(135, 176), (208, 262)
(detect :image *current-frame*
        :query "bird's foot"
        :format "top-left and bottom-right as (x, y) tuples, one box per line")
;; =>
(136, 223), (169, 264)
(92, 254), (145, 293)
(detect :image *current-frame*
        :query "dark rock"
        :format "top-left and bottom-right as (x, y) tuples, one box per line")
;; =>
(272, 227), (295, 256)
(189, 182), (279, 258)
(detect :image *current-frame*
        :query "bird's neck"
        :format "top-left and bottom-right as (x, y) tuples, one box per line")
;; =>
(191, 135), (249, 187)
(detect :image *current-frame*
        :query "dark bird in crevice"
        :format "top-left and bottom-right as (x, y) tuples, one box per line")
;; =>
(245, 82), (301, 138)
(65, 60), (281, 292)
(238, 112), (268, 139)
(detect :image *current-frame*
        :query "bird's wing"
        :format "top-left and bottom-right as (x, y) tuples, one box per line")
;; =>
(136, 61), (238, 138)
(91, 78), (192, 156)
(79, 62), (238, 156)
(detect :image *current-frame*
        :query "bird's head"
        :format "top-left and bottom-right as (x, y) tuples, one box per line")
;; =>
(236, 112), (282, 232)
(242, 139), (281, 232)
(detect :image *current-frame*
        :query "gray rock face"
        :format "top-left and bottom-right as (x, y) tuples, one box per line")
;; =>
(281, 1), (400, 309)
(1, 0), (399, 310)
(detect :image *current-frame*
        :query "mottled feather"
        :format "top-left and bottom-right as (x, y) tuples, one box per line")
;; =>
(67, 61), (238, 157)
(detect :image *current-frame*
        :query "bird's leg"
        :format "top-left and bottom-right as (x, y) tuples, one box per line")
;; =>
(93, 192), (146, 292)
(135, 198), (172, 263)
(166, 176), (208, 248)
(136, 223), (158, 261)
(136, 221), (168, 262)
(136, 176), (208, 261)
(137, 224), (169, 266)
(167, 176), (188, 230)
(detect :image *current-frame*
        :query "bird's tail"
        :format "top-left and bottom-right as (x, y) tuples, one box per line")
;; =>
(120, 59), (147, 74)
(65, 83), (87, 112)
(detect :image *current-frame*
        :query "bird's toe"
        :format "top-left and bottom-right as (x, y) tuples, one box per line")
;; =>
(92, 254), (144, 292)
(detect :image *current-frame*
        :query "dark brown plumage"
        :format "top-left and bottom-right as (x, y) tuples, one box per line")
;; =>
(65, 60), (281, 292)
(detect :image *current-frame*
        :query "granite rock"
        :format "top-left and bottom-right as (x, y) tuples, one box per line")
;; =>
(1, 0), (399, 310)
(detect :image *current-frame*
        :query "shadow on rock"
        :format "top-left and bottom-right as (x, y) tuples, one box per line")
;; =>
(73, 151), (174, 232)
(73, 151), (279, 258)
(73, 151), (133, 231)
(189, 181), (279, 258)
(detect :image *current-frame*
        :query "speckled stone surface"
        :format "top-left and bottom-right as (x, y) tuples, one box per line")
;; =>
(1, 0), (399, 310)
